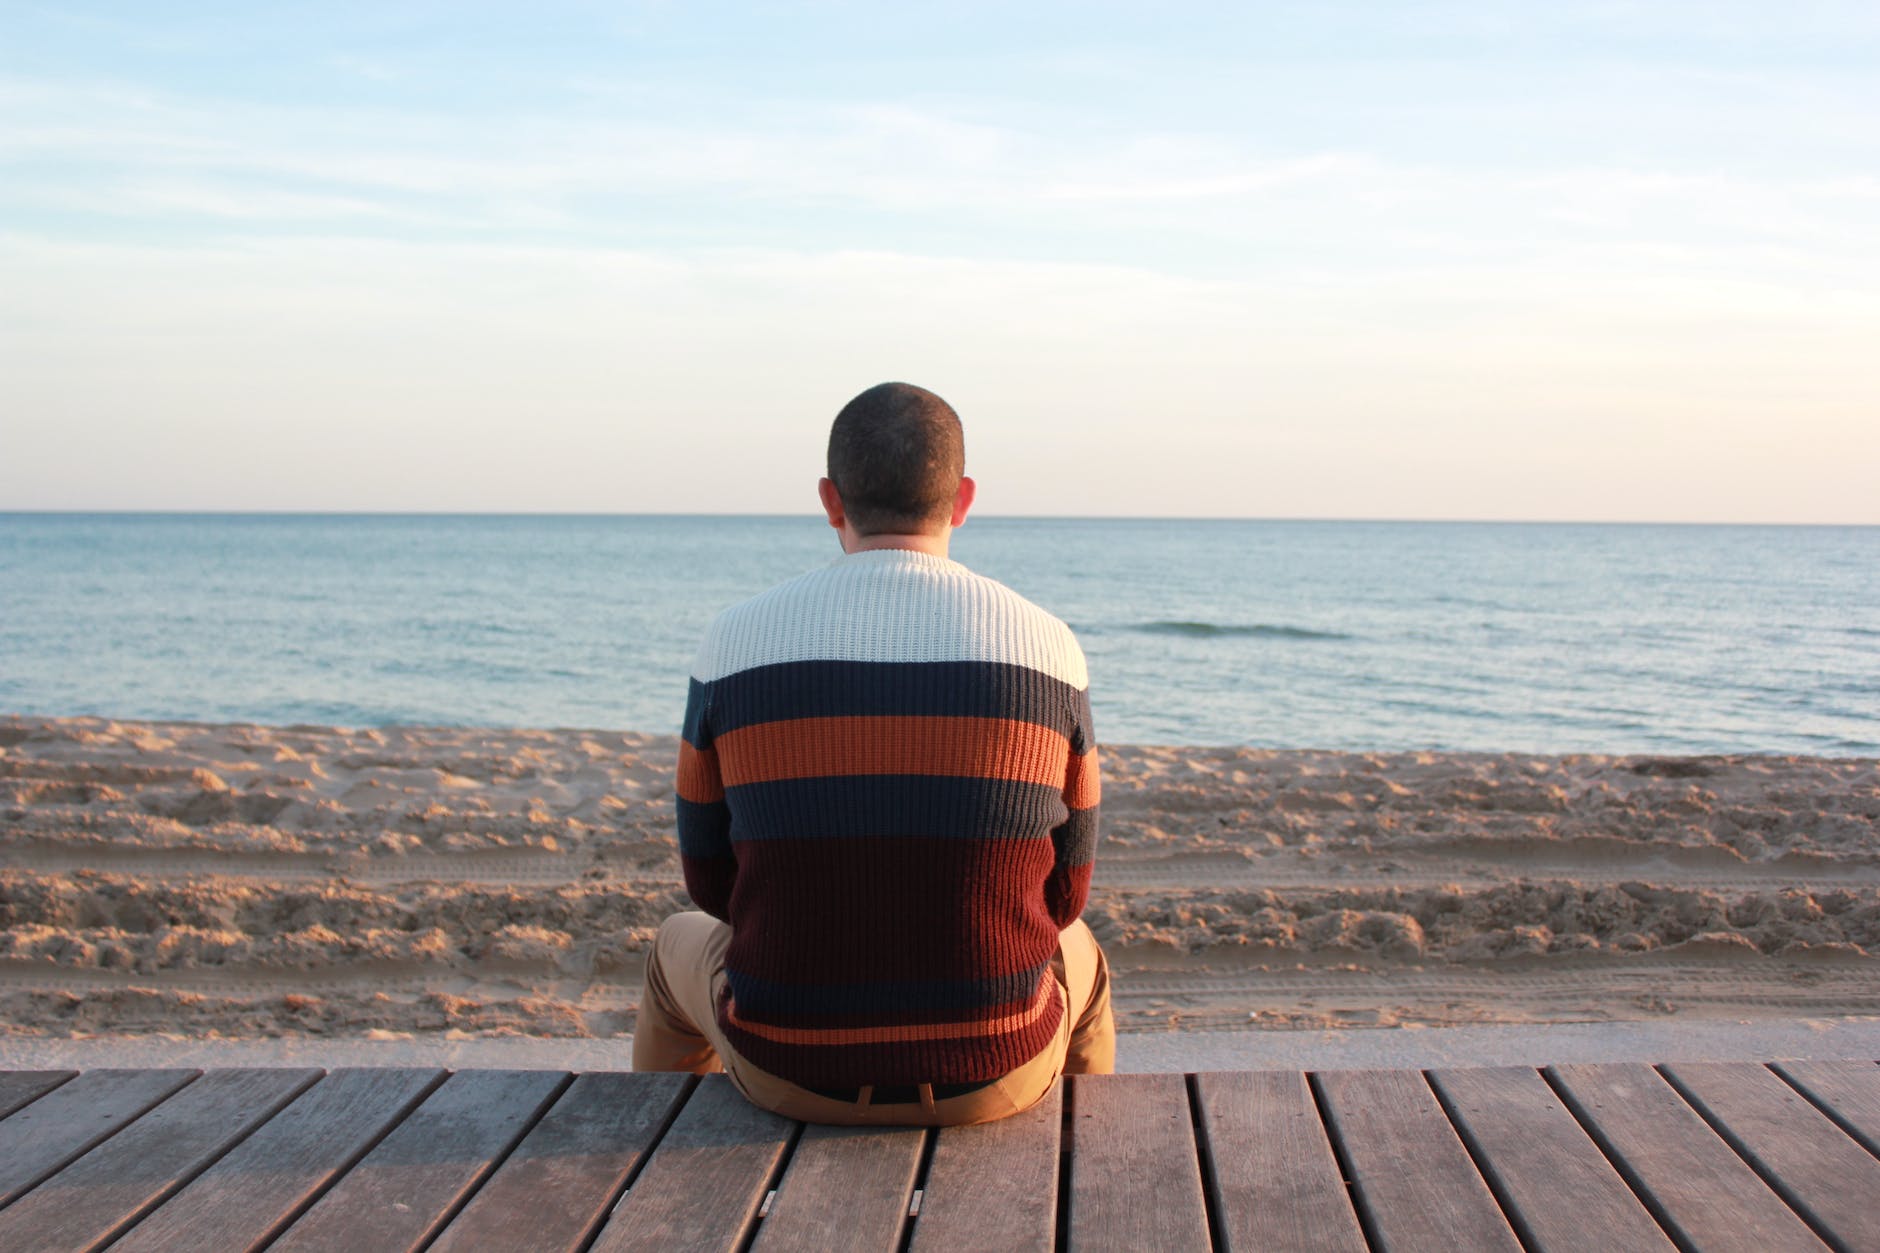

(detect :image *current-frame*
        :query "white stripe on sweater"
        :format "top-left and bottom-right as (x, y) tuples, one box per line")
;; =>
(691, 549), (1089, 689)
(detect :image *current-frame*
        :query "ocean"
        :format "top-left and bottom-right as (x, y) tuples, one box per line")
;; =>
(1, 514), (1874, 755)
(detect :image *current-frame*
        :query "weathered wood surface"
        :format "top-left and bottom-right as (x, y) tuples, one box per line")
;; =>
(751, 1121), (926, 1252)
(268, 1068), (569, 1253)
(1316, 1068), (1521, 1253)
(1192, 1069), (1365, 1253)
(112, 1067), (447, 1253)
(1429, 1066), (1673, 1252)
(910, 1080), (1061, 1253)
(0, 1067), (319, 1253)
(2, 1059), (1876, 1249)
(1774, 1058), (1880, 1156)
(0, 1069), (73, 1120)
(1663, 1061), (1880, 1251)
(590, 1073), (796, 1253)
(1066, 1071), (1211, 1252)
(0, 1068), (198, 1209)
(1549, 1062), (1829, 1252)
(429, 1069), (691, 1253)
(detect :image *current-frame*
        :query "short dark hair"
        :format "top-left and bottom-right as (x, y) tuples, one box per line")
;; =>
(827, 382), (965, 535)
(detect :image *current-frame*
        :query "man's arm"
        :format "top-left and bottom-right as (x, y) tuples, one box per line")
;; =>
(676, 678), (736, 921)
(1045, 686), (1099, 927)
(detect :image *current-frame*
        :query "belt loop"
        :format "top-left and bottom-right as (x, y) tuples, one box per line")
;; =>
(918, 1082), (936, 1115)
(856, 1084), (873, 1111)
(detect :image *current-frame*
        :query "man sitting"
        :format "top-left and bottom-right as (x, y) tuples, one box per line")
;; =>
(633, 381), (1114, 1124)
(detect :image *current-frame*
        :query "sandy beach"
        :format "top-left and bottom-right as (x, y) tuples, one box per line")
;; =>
(2, 714), (1876, 1043)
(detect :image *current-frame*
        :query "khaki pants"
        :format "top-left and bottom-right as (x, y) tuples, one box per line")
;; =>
(633, 912), (1115, 1126)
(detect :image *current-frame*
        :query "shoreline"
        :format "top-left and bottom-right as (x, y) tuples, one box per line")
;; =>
(7, 711), (1871, 763)
(4, 713), (1877, 1043)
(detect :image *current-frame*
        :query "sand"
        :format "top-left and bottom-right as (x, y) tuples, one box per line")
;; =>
(2, 714), (1877, 1044)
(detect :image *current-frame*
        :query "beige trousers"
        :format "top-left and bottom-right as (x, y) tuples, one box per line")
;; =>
(633, 911), (1115, 1126)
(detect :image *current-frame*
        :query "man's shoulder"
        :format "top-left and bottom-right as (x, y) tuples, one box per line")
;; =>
(692, 551), (1086, 688)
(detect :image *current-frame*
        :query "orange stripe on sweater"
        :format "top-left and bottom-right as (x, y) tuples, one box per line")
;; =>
(725, 976), (1058, 1047)
(676, 741), (725, 804)
(714, 716), (1070, 789)
(1063, 746), (1100, 810)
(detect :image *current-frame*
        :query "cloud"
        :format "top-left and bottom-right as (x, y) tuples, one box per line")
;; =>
(3, 74), (1338, 213)
(8, 67), (1878, 315)
(2, 230), (1875, 520)
(4, 5), (1878, 521)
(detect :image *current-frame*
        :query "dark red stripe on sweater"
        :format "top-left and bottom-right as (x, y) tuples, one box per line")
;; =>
(723, 836), (1061, 984)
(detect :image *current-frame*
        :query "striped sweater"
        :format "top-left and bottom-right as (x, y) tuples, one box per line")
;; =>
(675, 547), (1099, 1088)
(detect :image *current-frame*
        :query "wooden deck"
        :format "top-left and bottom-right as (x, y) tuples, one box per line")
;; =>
(0, 1062), (1875, 1251)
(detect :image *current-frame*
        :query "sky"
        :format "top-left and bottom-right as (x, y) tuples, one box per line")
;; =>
(3, 1), (1877, 521)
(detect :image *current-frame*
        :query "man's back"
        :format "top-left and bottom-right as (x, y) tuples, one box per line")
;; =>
(636, 381), (1113, 1125)
(676, 547), (1099, 1088)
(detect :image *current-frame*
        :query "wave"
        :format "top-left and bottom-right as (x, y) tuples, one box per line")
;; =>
(1134, 620), (1353, 641)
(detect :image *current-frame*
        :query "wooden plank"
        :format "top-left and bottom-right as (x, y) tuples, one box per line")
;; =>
(428, 1071), (692, 1253)
(110, 1067), (446, 1253)
(0, 1067), (319, 1252)
(0, 1068), (198, 1208)
(752, 1122), (926, 1253)
(1314, 1068), (1520, 1253)
(1662, 1061), (1880, 1250)
(1430, 1067), (1673, 1252)
(0, 1070), (76, 1120)
(1192, 1070), (1365, 1253)
(910, 1081), (1060, 1253)
(590, 1074), (796, 1253)
(269, 1068), (570, 1253)
(1548, 1063), (1826, 1253)
(1066, 1071), (1210, 1252)
(1774, 1059), (1880, 1155)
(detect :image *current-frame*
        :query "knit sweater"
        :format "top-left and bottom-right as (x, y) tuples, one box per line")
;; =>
(675, 547), (1099, 1088)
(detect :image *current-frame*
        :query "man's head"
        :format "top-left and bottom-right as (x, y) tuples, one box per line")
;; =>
(822, 382), (970, 539)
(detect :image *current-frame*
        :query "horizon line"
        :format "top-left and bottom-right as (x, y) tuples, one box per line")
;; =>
(1, 509), (1877, 529)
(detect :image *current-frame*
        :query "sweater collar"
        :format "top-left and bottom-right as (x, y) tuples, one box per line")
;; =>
(831, 547), (965, 573)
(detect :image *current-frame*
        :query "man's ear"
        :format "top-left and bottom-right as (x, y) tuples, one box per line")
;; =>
(950, 476), (976, 528)
(818, 477), (846, 530)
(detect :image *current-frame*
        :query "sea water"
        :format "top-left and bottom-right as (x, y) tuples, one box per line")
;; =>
(1, 514), (1874, 754)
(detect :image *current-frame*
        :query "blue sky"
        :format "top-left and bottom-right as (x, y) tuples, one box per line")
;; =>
(4, 2), (1877, 519)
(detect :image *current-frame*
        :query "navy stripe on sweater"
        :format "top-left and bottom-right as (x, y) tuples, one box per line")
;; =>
(692, 659), (1084, 739)
(724, 774), (1069, 842)
(1052, 806), (1100, 865)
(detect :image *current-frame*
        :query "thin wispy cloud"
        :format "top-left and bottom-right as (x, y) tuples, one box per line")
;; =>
(2, 2), (1876, 520)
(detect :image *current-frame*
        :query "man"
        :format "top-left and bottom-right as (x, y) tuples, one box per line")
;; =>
(633, 381), (1113, 1125)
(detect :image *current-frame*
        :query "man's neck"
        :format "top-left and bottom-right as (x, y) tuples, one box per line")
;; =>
(842, 530), (952, 558)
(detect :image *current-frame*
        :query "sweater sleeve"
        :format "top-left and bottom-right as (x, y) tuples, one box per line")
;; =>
(676, 677), (736, 922)
(1044, 684), (1099, 927)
